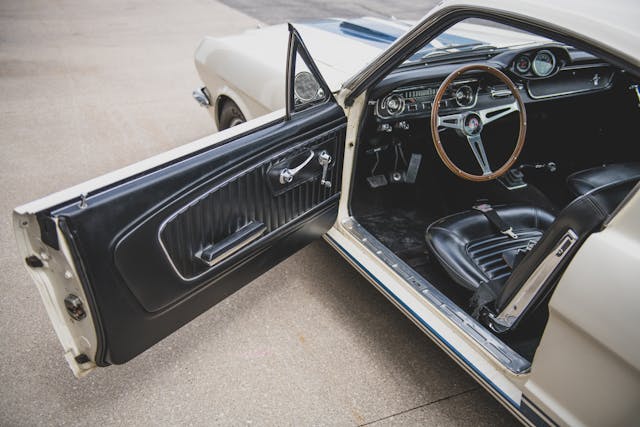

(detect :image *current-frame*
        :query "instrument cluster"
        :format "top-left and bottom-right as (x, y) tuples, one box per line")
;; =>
(375, 79), (479, 120)
(511, 49), (563, 78)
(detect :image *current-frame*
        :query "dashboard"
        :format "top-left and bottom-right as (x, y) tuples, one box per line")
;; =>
(373, 45), (616, 122)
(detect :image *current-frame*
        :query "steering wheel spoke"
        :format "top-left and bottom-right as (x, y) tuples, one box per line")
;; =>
(478, 101), (519, 125)
(437, 113), (465, 131)
(467, 134), (492, 175)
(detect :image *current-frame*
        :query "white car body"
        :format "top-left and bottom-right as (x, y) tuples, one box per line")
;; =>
(13, 0), (640, 426)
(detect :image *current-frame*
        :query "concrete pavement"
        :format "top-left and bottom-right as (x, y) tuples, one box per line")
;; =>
(0, 0), (516, 425)
(217, 0), (439, 24)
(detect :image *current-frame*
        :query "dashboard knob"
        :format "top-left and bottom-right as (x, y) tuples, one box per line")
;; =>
(385, 94), (405, 115)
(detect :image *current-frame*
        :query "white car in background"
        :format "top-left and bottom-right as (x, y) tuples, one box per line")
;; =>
(13, 0), (640, 426)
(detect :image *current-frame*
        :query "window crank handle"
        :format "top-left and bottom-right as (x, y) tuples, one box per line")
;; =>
(319, 150), (332, 188)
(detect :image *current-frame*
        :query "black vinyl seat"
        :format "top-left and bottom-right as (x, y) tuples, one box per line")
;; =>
(426, 205), (555, 291)
(567, 162), (640, 196)
(426, 178), (639, 332)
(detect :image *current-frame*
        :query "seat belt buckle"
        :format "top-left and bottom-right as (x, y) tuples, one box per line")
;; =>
(501, 227), (519, 239)
(473, 203), (492, 213)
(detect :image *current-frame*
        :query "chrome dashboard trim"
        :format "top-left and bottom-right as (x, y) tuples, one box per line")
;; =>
(525, 62), (614, 100)
(526, 71), (614, 99)
(342, 217), (531, 374)
(375, 78), (479, 120)
(561, 62), (610, 70)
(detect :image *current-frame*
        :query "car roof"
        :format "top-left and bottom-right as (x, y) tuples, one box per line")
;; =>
(440, 0), (639, 68)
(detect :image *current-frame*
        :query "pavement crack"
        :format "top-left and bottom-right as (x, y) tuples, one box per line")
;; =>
(357, 387), (479, 426)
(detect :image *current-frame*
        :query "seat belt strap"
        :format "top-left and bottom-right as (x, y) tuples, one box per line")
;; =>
(473, 203), (518, 239)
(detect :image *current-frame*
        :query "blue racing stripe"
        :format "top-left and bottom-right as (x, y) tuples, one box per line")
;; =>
(304, 17), (481, 59)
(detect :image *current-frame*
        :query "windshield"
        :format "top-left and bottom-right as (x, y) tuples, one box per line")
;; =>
(401, 20), (549, 66)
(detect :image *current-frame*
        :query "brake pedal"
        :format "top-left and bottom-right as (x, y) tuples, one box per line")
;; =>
(367, 174), (388, 188)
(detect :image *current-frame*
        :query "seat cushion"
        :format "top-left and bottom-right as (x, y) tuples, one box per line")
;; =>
(567, 162), (640, 196)
(426, 205), (555, 291)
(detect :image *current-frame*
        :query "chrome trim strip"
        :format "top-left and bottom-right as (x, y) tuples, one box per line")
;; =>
(342, 217), (531, 374)
(561, 62), (610, 70)
(490, 229), (578, 330)
(526, 67), (614, 99)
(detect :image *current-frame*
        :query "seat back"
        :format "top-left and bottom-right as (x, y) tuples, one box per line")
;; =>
(489, 178), (640, 331)
(567, 162), (640, 196)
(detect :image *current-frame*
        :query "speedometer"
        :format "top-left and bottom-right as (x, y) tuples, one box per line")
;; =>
(532, 50), (556, 77)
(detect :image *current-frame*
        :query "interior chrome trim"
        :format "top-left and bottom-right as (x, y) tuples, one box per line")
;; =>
(561, 62), (610, 70)
(375, 79), (479, 119)
(490, 229), (578, 331)
(342, 217), (531, 374)
(526, 67), (614, 99)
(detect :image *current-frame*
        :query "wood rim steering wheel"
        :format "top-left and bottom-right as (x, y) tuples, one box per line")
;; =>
(430, 64), (527, 181)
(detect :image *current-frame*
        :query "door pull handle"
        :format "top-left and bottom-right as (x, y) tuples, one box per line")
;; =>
(279, 150), (315, 184)
(196, 221), (266, 266)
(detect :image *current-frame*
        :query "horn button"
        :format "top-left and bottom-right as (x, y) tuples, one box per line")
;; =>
(463, 113), (483, 136)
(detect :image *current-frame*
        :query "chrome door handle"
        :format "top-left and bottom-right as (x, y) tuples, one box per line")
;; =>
(279, 150), (315, 184)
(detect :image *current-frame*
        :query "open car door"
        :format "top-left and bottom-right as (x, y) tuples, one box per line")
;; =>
(13, 26), (346, 377)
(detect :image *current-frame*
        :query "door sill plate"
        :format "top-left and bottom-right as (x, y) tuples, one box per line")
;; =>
(342, 217), (531, 374)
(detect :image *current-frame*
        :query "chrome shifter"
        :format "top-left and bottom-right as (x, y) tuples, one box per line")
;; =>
(318, 150), (332, 188)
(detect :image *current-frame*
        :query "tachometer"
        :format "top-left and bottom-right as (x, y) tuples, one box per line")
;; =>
(532, 50), (556, 77)
(454, 85), (474, 107)
(515, 55), (531, 74)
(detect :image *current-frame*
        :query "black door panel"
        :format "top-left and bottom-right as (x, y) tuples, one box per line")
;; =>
(51, 103), (346, 365)
(115, 125), (343, 311)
